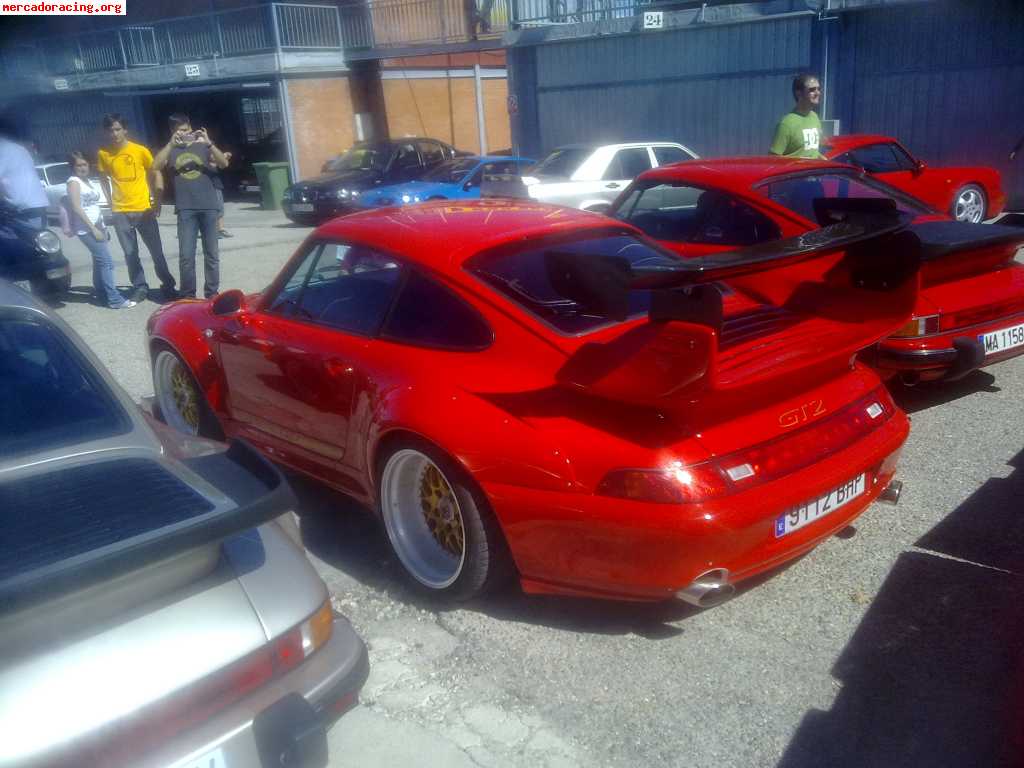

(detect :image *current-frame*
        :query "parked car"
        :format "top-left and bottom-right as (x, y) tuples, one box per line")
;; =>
(823, 134), (1005, 223)
(283, 138), (460, 225)
(608, 156), (1024, 384)
(0, 200), (70, 296)
(355, 155), (534, 209)
(484, 141), (697, 211)
(0, 281), (368, 767)
(36, 161), (110, 223)
(147, 199), (913, 606)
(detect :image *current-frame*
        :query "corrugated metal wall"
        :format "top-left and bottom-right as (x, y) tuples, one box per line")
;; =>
(840, 0), (1024, 208)
(510, 0), (1024, 208)
(20, 94), (146, 162)
(521, 15), (814, 159)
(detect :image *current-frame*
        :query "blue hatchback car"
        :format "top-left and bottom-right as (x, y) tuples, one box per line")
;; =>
(355, 155), (533, 208)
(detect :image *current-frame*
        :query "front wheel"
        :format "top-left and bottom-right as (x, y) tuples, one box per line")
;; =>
(152, 347), (221, 438)
(952, 184), (987, 223)
(378, 441), (512, 600)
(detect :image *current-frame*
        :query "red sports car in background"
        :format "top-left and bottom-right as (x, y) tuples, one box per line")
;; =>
(610, 157), (1024, 384)
(823, 134), (1005, 223)
(147, 200), (913, 606)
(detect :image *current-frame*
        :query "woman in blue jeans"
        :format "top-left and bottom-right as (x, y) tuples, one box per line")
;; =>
(65, 151), (135, 309)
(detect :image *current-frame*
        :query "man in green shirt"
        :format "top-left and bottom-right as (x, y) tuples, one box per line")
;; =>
(770, 74), (824, 159)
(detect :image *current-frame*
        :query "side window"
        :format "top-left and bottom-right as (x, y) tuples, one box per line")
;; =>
(267, 242), (403, 335)
(890, 144), (919, 171)
(417, 141), (445, 166)
(393, 143), (421, 170)
(690, 191), (781, 246)
(603, 148), (652, 180)
(849, 144), (904, 173)
(36, 168), (47, 183)
(382, 270), (492, 350)
(833, 151), (855, 167)
(615, 183), (779, 246)
(652, 146), (691, 166)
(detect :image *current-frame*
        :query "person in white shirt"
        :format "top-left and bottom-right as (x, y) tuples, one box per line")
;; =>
(0, 131), (49, 229)
(65, 151), (136, 309)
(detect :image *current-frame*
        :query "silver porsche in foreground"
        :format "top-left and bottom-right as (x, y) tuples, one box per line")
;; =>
(0, 280), (368, 768)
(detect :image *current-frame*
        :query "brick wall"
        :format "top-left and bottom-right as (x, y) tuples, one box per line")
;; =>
(381, 75), (510, 155)
(285, 76), (355, 180)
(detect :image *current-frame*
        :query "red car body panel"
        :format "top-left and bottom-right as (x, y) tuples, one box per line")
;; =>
(618, 157), (1024, 382)
(824, 134), (1006, 219)
(148, 200), (913, 601)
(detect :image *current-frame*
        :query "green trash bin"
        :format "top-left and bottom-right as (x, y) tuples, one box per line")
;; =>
(252, 162), (292, 211)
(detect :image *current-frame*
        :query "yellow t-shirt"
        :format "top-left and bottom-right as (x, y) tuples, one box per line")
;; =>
(97, 141), (154, 213)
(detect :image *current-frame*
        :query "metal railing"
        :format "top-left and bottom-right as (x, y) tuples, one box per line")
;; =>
(511, 0), (650, 25)
(338, 0), (511, 50)
(1, 3), (343, 79)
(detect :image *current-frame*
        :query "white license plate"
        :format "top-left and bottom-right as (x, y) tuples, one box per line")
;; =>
(775, 473), (866, 538)
(979, 322), (1024, 356)
(176, 747), (227, 768)
(291, 203), (314, 212)
(242, 185), (261, 193)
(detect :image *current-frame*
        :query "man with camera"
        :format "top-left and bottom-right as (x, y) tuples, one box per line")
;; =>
(153, 113), (229, 299)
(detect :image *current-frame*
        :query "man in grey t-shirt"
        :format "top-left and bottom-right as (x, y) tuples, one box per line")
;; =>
(153, 113), (229, 298)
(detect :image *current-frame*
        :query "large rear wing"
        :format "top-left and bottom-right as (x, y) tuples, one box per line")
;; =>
(551, 200), (921, 402)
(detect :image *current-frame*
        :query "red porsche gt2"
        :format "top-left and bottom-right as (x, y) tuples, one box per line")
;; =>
(824, 134), (1005, 224)
(148, 201), (913, 605)
(611, 158), (1024, 384)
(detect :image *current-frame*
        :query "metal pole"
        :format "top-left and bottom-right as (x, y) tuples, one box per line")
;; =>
(474, 63), (487, 155)
(333, 4), (345, 51)
(117, 29), (129, 69)
(278, 77), (302, 183)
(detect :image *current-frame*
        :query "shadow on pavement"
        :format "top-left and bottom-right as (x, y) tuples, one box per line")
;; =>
(778, 449), (1024, 768)
(292, 470), (800, 638)
(890, 369), (999, 414)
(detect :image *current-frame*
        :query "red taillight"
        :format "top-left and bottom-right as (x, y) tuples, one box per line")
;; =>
(597, 388), (894, 504)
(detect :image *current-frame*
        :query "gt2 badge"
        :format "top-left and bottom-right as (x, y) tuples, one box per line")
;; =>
(778, 399), (826, 428)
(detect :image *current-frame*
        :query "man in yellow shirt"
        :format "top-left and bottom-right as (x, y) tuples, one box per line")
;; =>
(97, 113), (177, 302)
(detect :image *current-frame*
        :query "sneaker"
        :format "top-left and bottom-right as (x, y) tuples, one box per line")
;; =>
(112, 300), (137, 309)
(218, 229), (233, 238)
(161, 285), (180, 301)
(131, 286), (148, 302)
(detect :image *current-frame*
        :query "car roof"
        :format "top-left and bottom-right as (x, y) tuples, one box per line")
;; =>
(822, 134), (896, 154)
(636, 156), (857, 189)
(553, 141), (683, 151)
(314, 200), (627, 278)
(34, 162), (68, 170)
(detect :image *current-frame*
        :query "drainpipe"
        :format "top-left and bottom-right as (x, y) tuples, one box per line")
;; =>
(279, 78), (301, 183)
(474, 62), (487, 155)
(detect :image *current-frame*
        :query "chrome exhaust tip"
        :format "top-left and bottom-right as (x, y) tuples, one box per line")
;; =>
(676, 568), (736, 609)
(879, 480), (903, 505)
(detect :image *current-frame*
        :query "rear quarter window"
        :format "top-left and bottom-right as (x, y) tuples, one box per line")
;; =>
(382, 270), (492, 350)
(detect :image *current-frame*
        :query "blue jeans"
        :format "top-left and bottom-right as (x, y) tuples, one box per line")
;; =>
(177, 209), (220, 298)
(79, 229), (127, 307)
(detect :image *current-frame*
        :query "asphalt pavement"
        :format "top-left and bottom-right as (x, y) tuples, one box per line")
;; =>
(52, 202), (1024, 768)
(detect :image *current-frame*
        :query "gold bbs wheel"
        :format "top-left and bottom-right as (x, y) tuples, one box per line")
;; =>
(153, 349), (202, 436)
(381, 448), (467, 590)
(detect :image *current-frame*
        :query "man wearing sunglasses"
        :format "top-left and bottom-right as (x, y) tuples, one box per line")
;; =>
(770, 74), (824, 159)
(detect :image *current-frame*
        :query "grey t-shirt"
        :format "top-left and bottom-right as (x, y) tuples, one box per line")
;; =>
(169, 143), (218, 211)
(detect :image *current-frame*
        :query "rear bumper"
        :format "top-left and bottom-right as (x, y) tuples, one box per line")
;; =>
(139, 616), (369, 768)
(282, 199), (356, 223)
(873, 311), (1024, 380)
(488, 408), (910, 602)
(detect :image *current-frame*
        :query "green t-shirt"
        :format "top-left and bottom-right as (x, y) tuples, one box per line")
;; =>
(770, 111), (824, 159)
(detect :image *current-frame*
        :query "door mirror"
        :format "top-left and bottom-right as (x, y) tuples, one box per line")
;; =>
(914, 159), (927, 175)
(212, 289), (247, 316)
(586, 202), (612, 215)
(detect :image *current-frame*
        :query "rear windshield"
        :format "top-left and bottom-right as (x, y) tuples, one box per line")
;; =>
(422, 157), (479, 183)
(466, 232), (682, 335)
(531, 148), (590, 178)
(755, 172), (931, 222)
(0, 315), (131, 458)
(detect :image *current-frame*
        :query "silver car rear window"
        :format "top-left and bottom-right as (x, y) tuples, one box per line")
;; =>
(0, 315), (130, 458)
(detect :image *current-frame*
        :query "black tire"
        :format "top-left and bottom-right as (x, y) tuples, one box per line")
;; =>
(151, 344), (224, 440)
(377, 438), (513, 601)
(426, 196), (446, 201)
(951, 184), (987, 223)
